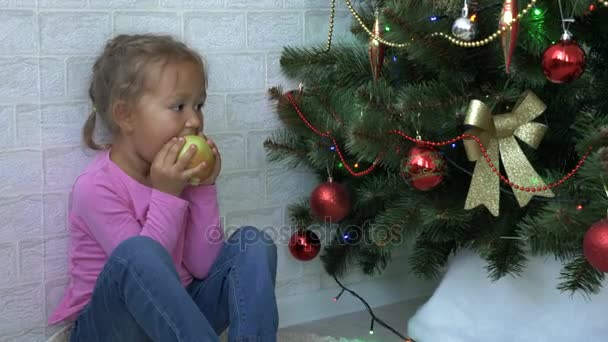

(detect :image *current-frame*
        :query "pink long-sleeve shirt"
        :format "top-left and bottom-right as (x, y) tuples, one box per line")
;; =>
(47, 149), (224, 325)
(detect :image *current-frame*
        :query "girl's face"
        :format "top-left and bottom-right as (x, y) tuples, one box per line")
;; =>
(130, 60), (206, 164)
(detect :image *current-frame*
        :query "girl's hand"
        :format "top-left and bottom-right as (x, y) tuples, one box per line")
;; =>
(198, 134), (221, 186)
(150, 137), (207, 197)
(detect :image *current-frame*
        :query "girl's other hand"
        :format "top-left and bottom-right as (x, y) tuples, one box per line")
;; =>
(198, 134), (221, 186)
(150, 137), (208, 196)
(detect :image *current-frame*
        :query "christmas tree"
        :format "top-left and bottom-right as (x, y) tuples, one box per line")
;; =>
(264, 0), (608, 295)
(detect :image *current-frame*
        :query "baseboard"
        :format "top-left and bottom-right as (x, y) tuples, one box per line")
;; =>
(277, 274), (436, 328)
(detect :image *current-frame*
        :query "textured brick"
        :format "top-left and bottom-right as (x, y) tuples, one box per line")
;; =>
(225, 206), (284, 242)
(0, 283), (44, 334)
(44, 147), (95, 191)
(285, 0), (346, 8)
(45, 277), (69, 329)
(202, 94), (226, 133)
(16, 104), (41, 148)
(0, 2), (349, 337)
(226, 93), (279, 130)
(321, 268), (369, 289)
(305, 10), (355, 45)
(266, 52), (298, 89)
(276, 273), (321, 298)
(160, 0), (222, 8)
(217, 171), (265, 211)
(19, 239), (44, 282)
(40, 58), (65, 100)
(3, 328), (45, 342)
(0, 105), (14, 148)
(43, 193), (68, 237)
(185, 12), (245, 52)
(0, 243), (17, 286)
(248, 12), (303, 50)
(39, 0), (87, 8)
(45, 236), (69, 279)
(66, 57), (95, 99)
(90, 0), (157, 8)
(227, 0), (280, 8)
(0, 11), (36, 54)
(276, 243), (302, 281)
(13, 0), (37, 7)
(41, 102), (89, 146)
(0, 195), (42, 241)
(0, 58), (38, 100)
(246, 130), (274, 169)
(266, 168), (318, 203)
(114, 12), (180, 36)
(206, 54), (265, 92)
(301, 252), (322, 276)
(0, 151), (42, 194)
(40, 12), (111, 54)
(212, 133), (245, 170)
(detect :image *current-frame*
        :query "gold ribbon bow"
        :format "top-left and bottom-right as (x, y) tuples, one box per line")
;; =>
(463, 91), (554, 216)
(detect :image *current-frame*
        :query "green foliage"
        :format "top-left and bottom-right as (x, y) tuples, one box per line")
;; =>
(264, 0), (608, 295)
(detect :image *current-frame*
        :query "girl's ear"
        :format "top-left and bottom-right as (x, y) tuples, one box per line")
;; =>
(112, 100), (135, 134)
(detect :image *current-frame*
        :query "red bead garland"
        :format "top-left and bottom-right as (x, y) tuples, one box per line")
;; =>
(287, 92), (380, 177)
(285, 92), (593, 191)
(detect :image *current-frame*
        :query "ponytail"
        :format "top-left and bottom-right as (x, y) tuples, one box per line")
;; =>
(82, 108), (105, 151)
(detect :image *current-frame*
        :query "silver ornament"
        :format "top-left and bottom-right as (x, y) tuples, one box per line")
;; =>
(452, 17), (477, 41)
(451, 0), (477, 41)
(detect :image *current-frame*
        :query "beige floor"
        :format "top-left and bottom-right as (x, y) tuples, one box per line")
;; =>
(279, 297), (428, 341)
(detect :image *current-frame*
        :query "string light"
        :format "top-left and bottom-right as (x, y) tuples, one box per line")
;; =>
(333, 288), (345, 302)
(332, 275), (416, 341)
(533, 7), (543, 16)
(430, 14), (447, 22)
(577, 204), (584, 210)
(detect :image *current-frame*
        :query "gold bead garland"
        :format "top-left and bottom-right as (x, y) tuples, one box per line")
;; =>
(320, 0), (337, 54)
(342, 0), (537, 48)
(344, 0), (410, 48)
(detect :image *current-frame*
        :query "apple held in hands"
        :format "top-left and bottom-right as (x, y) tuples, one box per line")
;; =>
(178, 135), (216, 185)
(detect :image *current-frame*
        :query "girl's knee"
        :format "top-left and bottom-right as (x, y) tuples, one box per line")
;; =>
(111, 236), (171, 266)
(231, 226), (277, 257)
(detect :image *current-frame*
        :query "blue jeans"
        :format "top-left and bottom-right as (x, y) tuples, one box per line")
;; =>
(69, 226), (278, 342)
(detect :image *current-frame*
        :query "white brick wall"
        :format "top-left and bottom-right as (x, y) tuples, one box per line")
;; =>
(0, 1), (433, 340)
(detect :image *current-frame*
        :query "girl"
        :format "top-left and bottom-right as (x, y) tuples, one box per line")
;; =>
(47, 34), (279, 342)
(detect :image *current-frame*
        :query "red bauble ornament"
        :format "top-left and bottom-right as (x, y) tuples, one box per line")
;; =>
(541, 35), (585, 84)
(288, 230), (321, 261)
(310, 179), (351, 222)
(401, 145), (446, 191)
(583, 220), (608, 272)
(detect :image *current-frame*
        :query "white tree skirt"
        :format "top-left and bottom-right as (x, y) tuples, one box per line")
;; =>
(407, 249), (608, 342)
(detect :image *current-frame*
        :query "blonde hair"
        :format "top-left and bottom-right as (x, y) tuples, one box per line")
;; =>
(83, 34), (207, 150)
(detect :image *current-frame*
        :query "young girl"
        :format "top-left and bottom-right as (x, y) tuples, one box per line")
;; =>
(47, 34), (278, 342)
